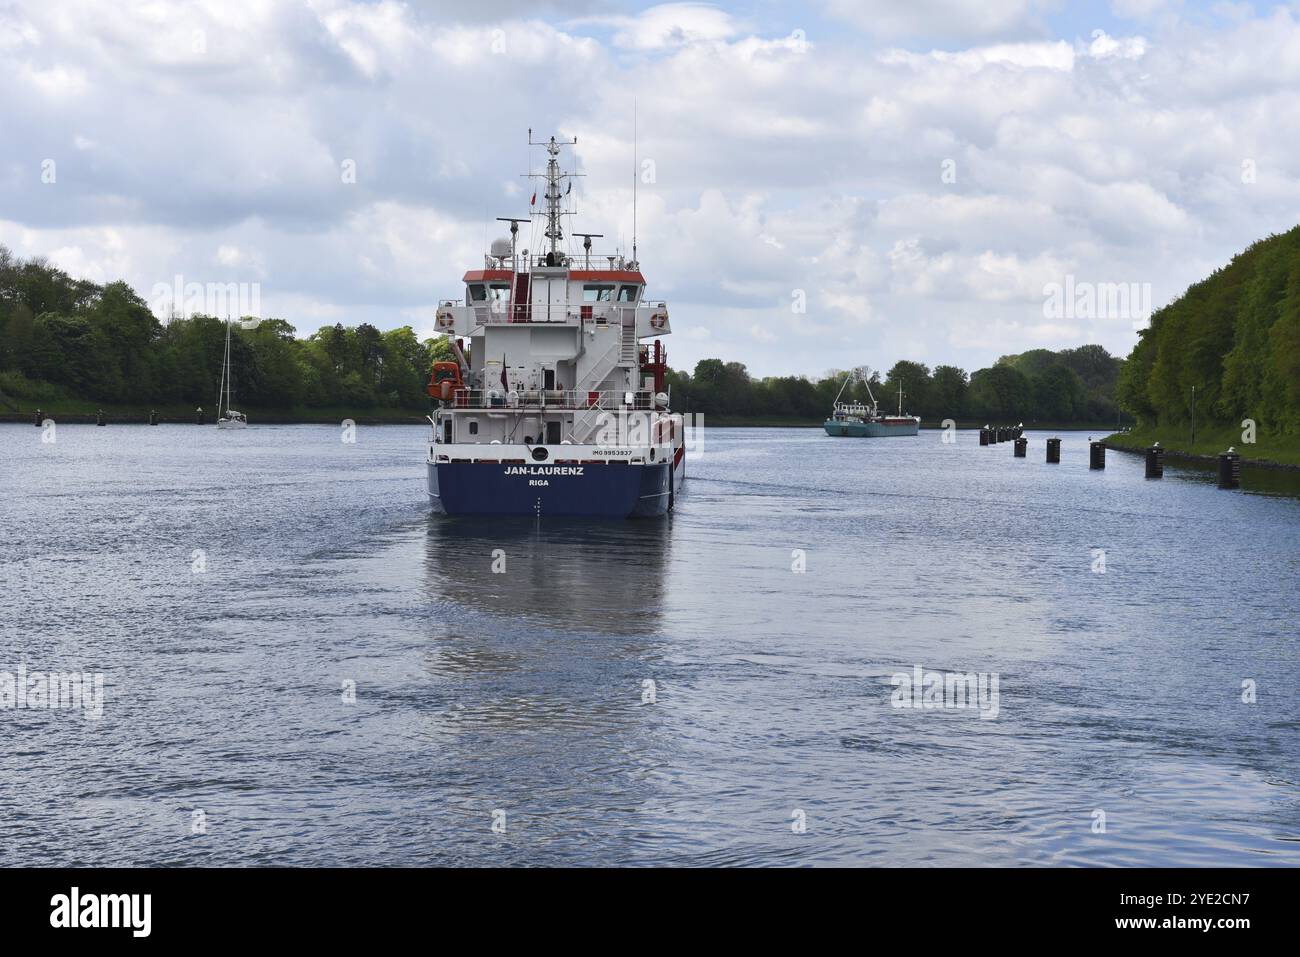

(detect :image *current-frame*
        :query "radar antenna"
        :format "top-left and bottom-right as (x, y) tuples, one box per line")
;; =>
(573, 233), (603, 270)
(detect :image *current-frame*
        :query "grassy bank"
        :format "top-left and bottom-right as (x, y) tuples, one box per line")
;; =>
(1104, 423), (1300, 469)
(689, 416), (1126, 429)
(919, 420), (1122, 431)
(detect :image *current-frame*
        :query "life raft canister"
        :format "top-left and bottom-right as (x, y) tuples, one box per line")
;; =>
(427, 361), (463, 398)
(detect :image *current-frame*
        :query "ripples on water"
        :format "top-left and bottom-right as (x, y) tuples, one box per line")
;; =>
(1, 424), (1297, 866)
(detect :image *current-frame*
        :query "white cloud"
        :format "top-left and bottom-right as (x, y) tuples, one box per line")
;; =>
(889, 40), (1076, 72)
(2, 0), (1299, 377)
(577, 3), (738, 50)
(1085, 29), (1147, 60)
(19, 64), (88, 97)
(823, 0), (1051, 41)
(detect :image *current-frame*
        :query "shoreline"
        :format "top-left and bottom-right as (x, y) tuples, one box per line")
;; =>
(1103, 432), (1300, 472)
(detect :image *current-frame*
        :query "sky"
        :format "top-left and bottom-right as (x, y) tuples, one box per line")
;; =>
(2, 0), (1299, 379)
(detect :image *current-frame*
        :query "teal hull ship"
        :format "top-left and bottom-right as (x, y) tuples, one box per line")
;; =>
(824, 418), (919, 437)
(823, 368), (921, 437)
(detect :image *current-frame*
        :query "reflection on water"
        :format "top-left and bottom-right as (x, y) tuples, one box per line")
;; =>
(415, 517), (673, 753)
(423, 516), (671, 637)
(1105, 446), (1300, 499)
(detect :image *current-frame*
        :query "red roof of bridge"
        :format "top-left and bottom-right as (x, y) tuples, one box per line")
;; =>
(461, 269), (647, 284)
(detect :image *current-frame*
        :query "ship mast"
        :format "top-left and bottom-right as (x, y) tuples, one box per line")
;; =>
(528, 130), (577, 262)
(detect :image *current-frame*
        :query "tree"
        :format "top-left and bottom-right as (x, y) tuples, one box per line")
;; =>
(930, 365), (968, 419)
(1031, 364), (1086, 421)
(968, 365), (1031, 421)
(1117, 225), (1300, 435)
(882, 361), (932, 416)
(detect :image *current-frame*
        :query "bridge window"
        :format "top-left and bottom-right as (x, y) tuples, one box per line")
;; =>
(468, 283), (487, 301)
(617, 284), (640, 303)
(583, 285), (614, 302)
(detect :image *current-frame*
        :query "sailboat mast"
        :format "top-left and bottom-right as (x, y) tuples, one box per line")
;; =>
(226, 319), (233, 412)
(216, 318), (228, 417)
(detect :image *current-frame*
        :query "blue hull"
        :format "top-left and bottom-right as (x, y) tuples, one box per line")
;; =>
(429, 460), (673, 518)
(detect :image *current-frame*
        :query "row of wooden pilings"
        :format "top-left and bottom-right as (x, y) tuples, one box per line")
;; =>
(978, 424), (1024, 446)
(32, 408), (207, 426)
(980, 427), (1243, 489)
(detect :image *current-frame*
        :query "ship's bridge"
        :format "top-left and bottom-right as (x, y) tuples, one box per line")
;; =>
(430, 251), (671, 423)
(434, 258), (669, 338)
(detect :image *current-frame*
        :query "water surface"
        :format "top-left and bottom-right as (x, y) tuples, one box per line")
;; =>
(1, 424), (1297, 866)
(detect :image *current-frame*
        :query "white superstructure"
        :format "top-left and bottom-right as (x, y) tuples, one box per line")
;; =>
(425, 131), (685, 518)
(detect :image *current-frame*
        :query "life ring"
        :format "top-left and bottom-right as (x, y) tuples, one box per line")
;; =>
(436, 310), (455, 330)
(650, 310), (668, 330)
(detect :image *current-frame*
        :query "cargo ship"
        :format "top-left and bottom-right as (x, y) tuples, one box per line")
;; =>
(824, 370), (920, 437)
(425, 131), (685, 517)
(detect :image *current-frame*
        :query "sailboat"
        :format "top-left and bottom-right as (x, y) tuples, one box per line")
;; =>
(216, 317), (249, 429)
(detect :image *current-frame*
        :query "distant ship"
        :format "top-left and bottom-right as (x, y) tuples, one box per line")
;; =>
(824, 370), (920, 437)
(425, 130), (685, 517)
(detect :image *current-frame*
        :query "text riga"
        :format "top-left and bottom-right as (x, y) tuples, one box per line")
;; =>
(890, 665), (1000, 719)
(50, 888), (151, 938)
(0, 664), (104, 720)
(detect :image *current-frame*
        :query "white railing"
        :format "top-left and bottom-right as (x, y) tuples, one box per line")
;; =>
(438, 301), (666, 327)
(527, 254), (638, 271)
(436, 388), (659, 410)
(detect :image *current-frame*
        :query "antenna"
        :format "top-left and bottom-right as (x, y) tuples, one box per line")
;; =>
(574, 233), (603, 270)
(632, 100), (638, 267)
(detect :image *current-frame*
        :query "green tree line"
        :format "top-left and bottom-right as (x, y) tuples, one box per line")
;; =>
(670, 344), (1124, 424)
(1116, 225), (1300, 437)
(0, 246), (451, 411)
